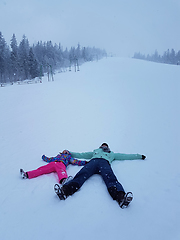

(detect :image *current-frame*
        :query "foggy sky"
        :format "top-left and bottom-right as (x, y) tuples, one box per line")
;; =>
(0, 0), (180, 57)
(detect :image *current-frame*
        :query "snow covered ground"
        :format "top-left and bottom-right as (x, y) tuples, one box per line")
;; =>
(0, 57), (180, 240)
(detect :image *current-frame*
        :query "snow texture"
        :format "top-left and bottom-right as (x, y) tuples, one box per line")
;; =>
(0, 57), (180, 240)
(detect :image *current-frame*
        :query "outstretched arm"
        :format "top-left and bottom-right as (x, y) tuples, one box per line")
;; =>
(114, 153), (146, 160)
(70, 157), (88, 166)
(42, 155), (59, 163)
(70, 151), (93, 159)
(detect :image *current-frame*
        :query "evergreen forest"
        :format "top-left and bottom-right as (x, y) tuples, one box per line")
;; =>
(0, 32), (107, 84)
(133, 49), (180, 65)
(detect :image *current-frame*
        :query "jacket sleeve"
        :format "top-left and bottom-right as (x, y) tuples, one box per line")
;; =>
(114, 153), (142, 160)
(70, 157), (88, 166)
(70, 151), (93, 159)
(42, 155), (57, 163)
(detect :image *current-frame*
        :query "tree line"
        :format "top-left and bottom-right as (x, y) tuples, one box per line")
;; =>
(0, 32), (107, 84)
(133, 49), (180, 65)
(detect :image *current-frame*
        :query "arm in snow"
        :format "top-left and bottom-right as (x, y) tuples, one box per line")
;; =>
(70, 157), (88, 166)
(42, 155), (59, 163)
(70, 151), (93, 160)
(114, 153), (143, 160)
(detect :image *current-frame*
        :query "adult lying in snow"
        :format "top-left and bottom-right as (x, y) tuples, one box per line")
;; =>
(54, 143), (146, 208)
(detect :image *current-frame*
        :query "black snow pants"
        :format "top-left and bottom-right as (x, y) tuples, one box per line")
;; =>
(62, 158), (125, 200)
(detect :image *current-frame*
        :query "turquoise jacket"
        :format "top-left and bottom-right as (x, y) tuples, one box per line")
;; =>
(70, 148), (143, 164)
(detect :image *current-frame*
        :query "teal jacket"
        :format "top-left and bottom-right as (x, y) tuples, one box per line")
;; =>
(70, 148), (143, 164)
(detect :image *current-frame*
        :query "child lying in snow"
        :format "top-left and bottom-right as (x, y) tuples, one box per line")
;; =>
(20, 150), (88, 184)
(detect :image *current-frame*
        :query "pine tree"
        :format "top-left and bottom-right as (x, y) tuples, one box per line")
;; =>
(170, 49), (176, 64)
(28, 47), (39, 79)
(10, 34), (19, 82)
(0, 31), (107, 83)
(18, 35), (30, 80)
(0, 32), (7, 83)
(176, 50), (180, 65)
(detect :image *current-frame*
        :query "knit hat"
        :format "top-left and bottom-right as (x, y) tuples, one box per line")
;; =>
(101, 143), (109, 147)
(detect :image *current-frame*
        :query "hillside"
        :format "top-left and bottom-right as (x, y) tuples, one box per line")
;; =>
(0, 57), (179, 240)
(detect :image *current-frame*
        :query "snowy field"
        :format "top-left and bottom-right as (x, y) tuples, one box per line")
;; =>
(0, 57), (180, 240)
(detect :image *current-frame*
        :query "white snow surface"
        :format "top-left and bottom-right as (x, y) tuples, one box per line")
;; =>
(0, 57), (180, 240)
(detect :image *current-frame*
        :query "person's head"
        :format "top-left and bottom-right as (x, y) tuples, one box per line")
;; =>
(100, 143), (109, 148)
(99, 143), (111, 153)
(62, 150), (70, 154)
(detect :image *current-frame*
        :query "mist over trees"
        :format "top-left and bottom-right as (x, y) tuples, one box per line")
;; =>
(133, 49), (180, 65)
(0, 32), (107, 84)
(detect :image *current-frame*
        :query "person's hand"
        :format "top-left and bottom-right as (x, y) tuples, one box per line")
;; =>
(142, 155), (146, 160)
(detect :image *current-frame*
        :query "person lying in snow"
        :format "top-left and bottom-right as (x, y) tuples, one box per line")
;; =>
(54, 143), (146, 208)
(20, 150), (88, 184)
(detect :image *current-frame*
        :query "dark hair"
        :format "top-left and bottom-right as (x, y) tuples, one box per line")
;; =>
(101, 143), (109, 147)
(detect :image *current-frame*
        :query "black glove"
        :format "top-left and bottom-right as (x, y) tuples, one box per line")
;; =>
(142, 155), (146, 160)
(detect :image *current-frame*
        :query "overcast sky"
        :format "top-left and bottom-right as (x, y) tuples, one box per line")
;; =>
(0, 0), (180, 57)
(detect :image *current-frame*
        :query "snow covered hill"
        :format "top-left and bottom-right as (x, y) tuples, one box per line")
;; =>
(0, 57), (179, 240)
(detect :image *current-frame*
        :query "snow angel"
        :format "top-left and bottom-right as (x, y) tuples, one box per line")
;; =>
(54, 143), (146, 208)
(20, 150), (88, 184)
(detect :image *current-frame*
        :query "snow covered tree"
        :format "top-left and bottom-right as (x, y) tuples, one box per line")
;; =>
(169, 48), (176, 64)
(0, 32), (8, 83)
(18, 35), (30, 80)
(176, 50), (180, 65)
(0, 31), (107, 83)
(75, 43), (81, 60)
(10, 34), (19, 82)
(28, 47), (39, 79)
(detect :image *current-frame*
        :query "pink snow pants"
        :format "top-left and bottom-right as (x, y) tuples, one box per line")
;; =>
(27, 162), (68, 183)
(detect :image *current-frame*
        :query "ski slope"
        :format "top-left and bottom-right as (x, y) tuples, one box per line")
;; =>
(0, 57), (180, 240)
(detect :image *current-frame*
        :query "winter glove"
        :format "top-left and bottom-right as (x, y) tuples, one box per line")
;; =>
(142, 155), (146, 160)
(42, 155), (46, 160)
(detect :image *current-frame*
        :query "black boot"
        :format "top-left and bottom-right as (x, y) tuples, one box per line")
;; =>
(116, 191), (125, 205)
(54, 184), (66, 200)
(54, 181), (79, 200)
(62, 182), (80, 197)
(108, 186), (125, 200)
(54, 182), (80, 200)
(108, 186), (125, 204)
(20, 169), (28, 179)
(119, 192), (133, 208)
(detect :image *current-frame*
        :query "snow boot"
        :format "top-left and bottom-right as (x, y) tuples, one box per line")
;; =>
(61, 176), (73, 185)
(20, 169), (28, 179)
(54, 181), (80, 200)
(108, 186), (120, 200)
(116, 190), (125, 203)
(119, 192), (133, 209)
(54, 184), (66, 200)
